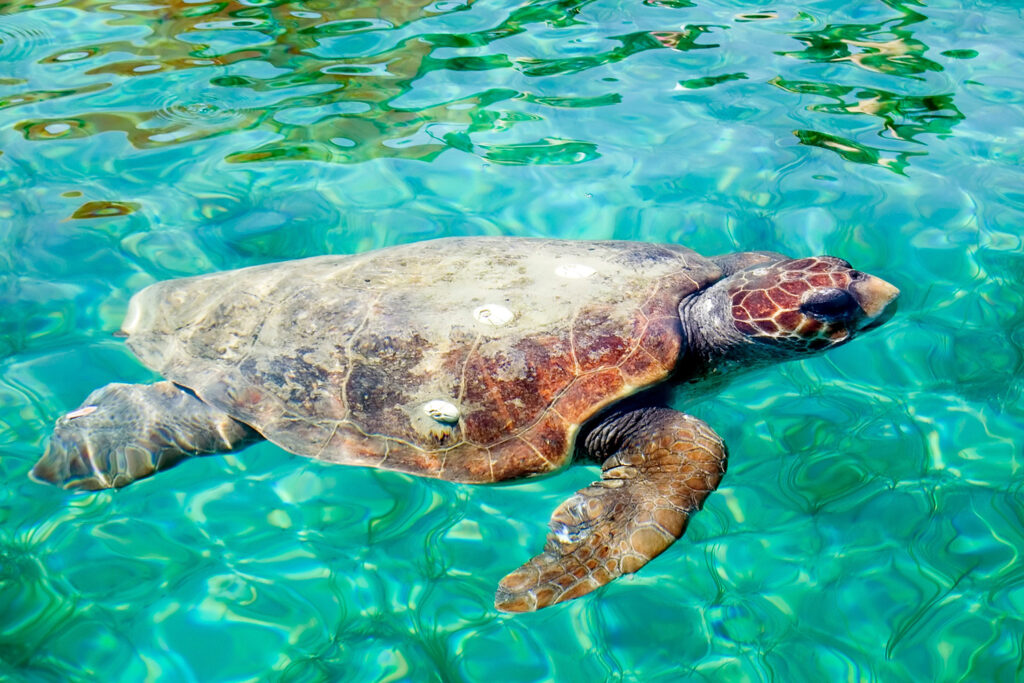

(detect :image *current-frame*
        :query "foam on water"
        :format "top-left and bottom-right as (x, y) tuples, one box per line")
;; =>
(1, 0), (1023, 680)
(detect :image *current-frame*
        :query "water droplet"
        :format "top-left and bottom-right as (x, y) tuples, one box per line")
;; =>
(153, 90), (249, 128)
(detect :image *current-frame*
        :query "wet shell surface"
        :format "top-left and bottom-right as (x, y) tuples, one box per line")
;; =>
(121, 237), (722, 483)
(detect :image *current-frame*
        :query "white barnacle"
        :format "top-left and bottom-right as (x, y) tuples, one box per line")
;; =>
(65, 405), (98, 419)
(422, 399), (460, 424)
(473, 304), (514, 327)
(555, 263), (596, 279)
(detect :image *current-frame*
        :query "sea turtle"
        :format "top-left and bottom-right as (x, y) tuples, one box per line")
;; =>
(32, 237), (898, 612)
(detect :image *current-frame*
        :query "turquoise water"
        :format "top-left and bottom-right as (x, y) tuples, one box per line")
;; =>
(1, 0), (1023, 678)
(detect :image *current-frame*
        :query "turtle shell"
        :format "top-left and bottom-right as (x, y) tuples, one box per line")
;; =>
(121, 237), (722, 483)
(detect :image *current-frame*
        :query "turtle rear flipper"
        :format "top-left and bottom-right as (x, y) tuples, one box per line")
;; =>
(32, 381), (261, 490)
(494, 408), (726, 612)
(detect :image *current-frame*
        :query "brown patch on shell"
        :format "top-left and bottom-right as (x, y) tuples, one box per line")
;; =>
(461, 335), (575, 444)
(571, 305), (634, 372)
(518, 410), (573, 471)
(440, 445), (495, 482)
(318, 426), (393, 468)
(490, 438), (558, 481)
(554, 369), (626, 425)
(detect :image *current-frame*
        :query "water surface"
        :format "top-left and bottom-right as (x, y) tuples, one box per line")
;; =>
(1, 0), (1023, 680)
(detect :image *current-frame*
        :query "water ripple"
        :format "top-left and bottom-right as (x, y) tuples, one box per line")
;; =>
(3, 0), (1024, 680)
(1, 0), (752, 167)
(152, 88), (254, 128)
(0, 14), (54, 63)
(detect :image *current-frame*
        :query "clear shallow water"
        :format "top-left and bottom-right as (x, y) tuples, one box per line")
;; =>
(1, 0), (1022, 679)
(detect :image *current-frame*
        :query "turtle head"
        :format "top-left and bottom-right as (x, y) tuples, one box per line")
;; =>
(725, 256), (899, 351)
(680, 255), (899, 379)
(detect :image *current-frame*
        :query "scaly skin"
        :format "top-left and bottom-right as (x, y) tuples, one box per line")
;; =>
(494, 408), (726, 612)
(32, 382), (259, 490)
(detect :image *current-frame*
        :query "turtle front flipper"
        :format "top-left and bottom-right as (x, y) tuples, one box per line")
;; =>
(494, 408), (727, 612)
(32, 381), (261, 490)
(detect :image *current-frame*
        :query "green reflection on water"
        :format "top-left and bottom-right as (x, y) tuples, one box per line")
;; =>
(777, 7), (940, 78)
(775, 79), (963, 141)
(2, 0), (970, 173)
(7, 0), (654, 165)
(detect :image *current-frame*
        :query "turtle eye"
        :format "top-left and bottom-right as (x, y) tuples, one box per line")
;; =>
(800, 288), (857, 322)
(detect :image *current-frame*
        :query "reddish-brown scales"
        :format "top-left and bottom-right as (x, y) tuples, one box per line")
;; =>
(776, 310), (803, 328)
(809, 273), (833, 287)
(787, 257), (815, 270)
(781, 280), (809, 296)
(741, 290), (775, 318)
(766, 287), (798, 307)
(734, 320), (757, 335)
(722, 255), (872, 353)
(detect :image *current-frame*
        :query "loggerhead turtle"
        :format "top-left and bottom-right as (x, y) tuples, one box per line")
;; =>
(32, 237), (898, 612)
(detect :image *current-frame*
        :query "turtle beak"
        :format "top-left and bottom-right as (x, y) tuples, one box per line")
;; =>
(850, 275), (899, 330)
